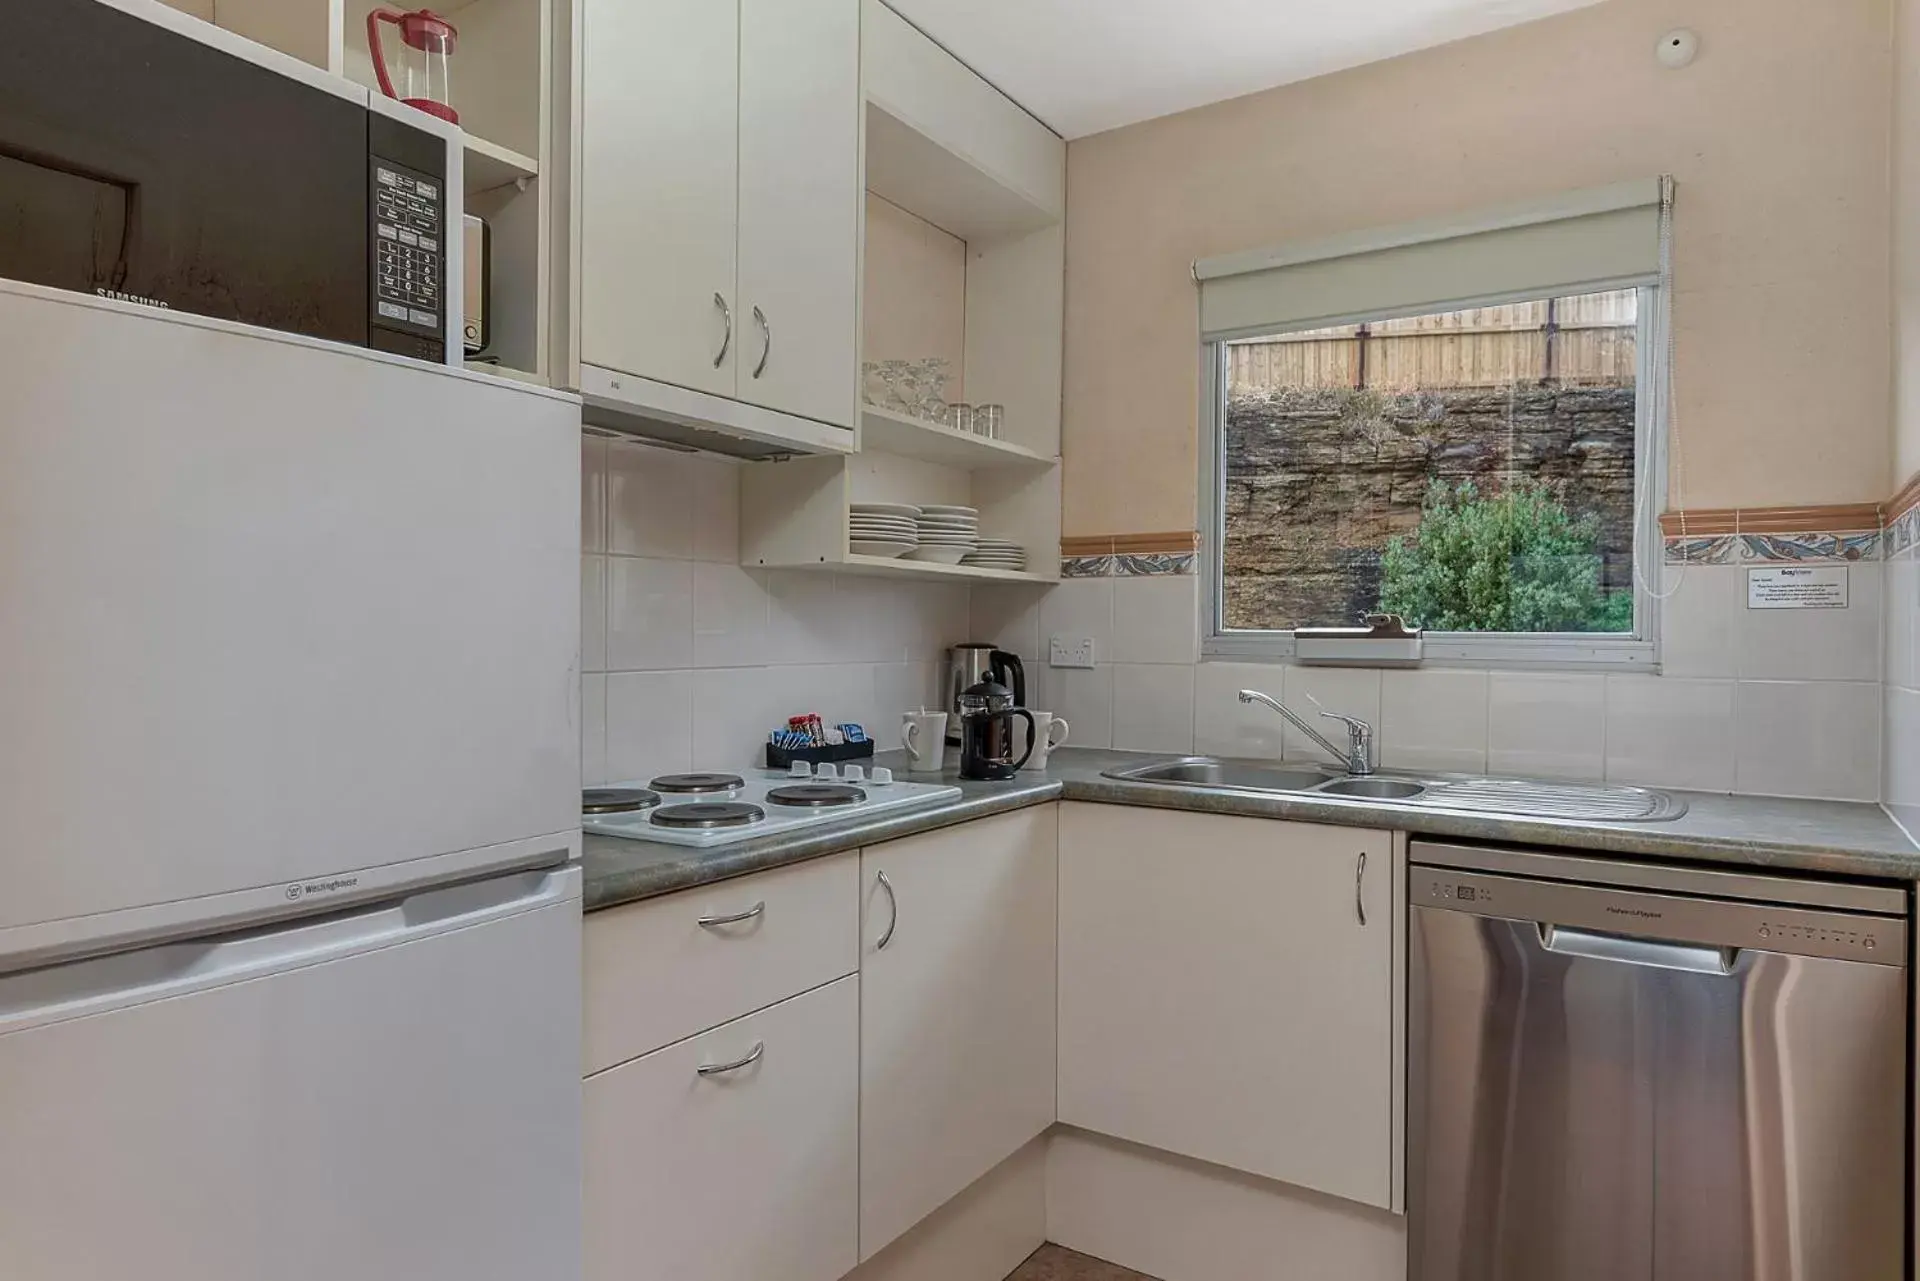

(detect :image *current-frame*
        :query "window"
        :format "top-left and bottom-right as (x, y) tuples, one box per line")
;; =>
(1196, 181), (1669, 668)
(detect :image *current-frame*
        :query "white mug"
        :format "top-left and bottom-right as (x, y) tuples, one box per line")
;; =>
(1018, 711), (1070, 772)
(902, 710), (948, 773)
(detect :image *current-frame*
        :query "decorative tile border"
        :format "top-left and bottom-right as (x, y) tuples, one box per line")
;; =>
(1662, 531), (1882, 565)
(1061, 554), (1117, 578)
(1059, 532), (1199, 578)
(1890, 503), (1917, 558)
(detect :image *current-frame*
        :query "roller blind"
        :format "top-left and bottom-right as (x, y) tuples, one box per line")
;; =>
(1195, 179), (1665, 342)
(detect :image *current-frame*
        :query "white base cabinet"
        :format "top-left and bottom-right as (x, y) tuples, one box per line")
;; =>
(1057, 802), (1398, 1210)
(584, 975), (860, 1281)
(857, 806), (1060, 1260)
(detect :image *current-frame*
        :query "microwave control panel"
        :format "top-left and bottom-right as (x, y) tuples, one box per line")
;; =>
(368, 156), (444, 352)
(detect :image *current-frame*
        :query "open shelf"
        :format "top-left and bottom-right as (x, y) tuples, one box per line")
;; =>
(859, 404), (1056, 469)
(838, 553), (1055, 584)
(464, 134), (540, 195)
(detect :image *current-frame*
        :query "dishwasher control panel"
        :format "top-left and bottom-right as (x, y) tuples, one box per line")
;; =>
(1412, 865), (1906, 967)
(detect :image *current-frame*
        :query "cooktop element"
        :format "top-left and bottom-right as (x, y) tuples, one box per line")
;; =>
(766, 783), (867, 808)
(650, 772), (748, 795)
(582, 787), (663, 815)
(650, 801), (766, 830)
(586, 771), (962, 848)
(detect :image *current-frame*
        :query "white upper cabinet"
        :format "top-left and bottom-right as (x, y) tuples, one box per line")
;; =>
(575, 0), (858, 429)
(857, 806), (1059, 1259)
(736, 0), (860, 426)
(577, 0), (738, 398)
(1057, 803), (1399, 1211)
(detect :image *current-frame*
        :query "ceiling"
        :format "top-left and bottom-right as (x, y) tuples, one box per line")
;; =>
(885, 0), (1607, 139)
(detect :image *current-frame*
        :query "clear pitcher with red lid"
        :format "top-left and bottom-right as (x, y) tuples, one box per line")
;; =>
(367, 7), (459, 125)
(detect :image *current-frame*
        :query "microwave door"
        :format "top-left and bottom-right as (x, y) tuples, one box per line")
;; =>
(0, 148), (135, 299)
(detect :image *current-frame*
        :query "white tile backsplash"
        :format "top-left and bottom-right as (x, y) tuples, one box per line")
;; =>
(689, 455), (741, 563)
(1380, 669), (1489, 774)
(1191, 661), (1288, 758)
(1604, 675), (1736, 792)
(970, 584), (1048, 664)
(581, 436), (607, 553)
(607, 440), (693, 559)
(582, 432), (1903, 806)
(1657, 564), (1738, 679)
(1039, 578), (1115, 664)
(581, 554), (607, 674)
(581, 672), (607, 786)
(1887, 552), (1916, 693)
(1111, 576), (1200, 665)
(607, 556), (694, 671)
(1487, 672), (1606, 780)
(765, 569), (847, 666)
(1886, 685), (1919, 841)
(1039, 664), (1114, 750)
(606, 670), (695, 782)
(1111, 663), (1196, 754)
(1737, 565), (1882, 682)
(691, 563), (769, 668)
(1735, 679), (1882, 801)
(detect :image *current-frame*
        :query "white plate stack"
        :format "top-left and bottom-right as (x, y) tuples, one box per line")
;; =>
(905, 505), (979, 563)
(849, 503), (921, 558)
(962, 538), (1028, 572)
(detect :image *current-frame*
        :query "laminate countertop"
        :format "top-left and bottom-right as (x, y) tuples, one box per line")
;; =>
(582, 747), (1920, 912)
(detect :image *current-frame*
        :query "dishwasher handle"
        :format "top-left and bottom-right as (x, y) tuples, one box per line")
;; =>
(1541, 924), (1735, 975)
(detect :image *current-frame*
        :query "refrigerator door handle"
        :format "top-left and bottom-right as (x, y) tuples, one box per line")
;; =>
(0, 865), (581, 1035)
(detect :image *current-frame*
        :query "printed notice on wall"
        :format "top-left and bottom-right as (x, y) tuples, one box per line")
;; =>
(1747, 566), (1849, 610)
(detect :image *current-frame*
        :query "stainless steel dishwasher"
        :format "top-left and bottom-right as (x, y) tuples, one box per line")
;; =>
(1408, 840), (1909, 1281)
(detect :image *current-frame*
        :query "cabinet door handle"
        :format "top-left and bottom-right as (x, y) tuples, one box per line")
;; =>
(696, 1040), (764, 1077)
(875, 870), (898, 951)
(1354, 851), (1368, 926)
(751, 305), (770, 378)
(697, 901), (765, 928)
(712, 292), (733, 368)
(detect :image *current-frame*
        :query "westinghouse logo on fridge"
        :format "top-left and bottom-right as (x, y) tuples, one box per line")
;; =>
(284, 876), (361, 902)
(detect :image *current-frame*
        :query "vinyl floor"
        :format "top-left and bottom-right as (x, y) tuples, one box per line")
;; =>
(1003, 1243), (1162, 1281)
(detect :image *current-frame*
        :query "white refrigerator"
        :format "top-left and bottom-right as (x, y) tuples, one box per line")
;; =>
(0, 280), (584, 1280)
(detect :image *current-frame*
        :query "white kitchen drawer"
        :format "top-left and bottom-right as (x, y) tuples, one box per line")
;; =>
(583, 852), (859, 1075)
(584, 974), (859, 1281)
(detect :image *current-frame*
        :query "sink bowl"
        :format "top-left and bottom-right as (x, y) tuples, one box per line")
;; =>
(1103, 757), (1333, 791)
(1316, 777), (1427, 800)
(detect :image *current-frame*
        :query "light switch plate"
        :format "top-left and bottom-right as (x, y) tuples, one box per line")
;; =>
(1050, 635), (1096, 669)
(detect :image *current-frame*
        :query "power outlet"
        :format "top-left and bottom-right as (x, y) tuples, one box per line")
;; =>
(1049, 635), (1097, 669)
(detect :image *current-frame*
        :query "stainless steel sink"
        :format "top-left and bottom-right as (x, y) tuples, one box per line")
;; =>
(1101, 757), (1335, 791)
(1100, 756), (1686, 822)
(1317, 777), (1427, 800)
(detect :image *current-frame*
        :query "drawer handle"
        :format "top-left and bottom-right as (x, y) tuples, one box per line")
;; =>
(713, 292), (732, 368)
(1355, 851), (1367, 926)
(696, 1041), (764, 1078)
(697, 901), (765, 929)
(875, 870), (898, 951)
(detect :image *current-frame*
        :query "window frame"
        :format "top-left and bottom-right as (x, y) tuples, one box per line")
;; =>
(1199, 278), (1668, 671)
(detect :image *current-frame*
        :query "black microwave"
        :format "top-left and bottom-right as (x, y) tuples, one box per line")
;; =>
(0, 0), (456, 364)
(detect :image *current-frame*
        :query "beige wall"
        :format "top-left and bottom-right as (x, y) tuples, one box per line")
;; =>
(864, 192), (969, 396)
(1062, 0), (1894, 536)
(1898, 0), (1920, 489)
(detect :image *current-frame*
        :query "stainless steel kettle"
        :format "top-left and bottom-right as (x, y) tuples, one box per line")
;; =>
(946, 644), (1026, 743)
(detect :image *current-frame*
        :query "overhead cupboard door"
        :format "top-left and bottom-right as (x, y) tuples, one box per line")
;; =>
(1195, 178), (1667, 341)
